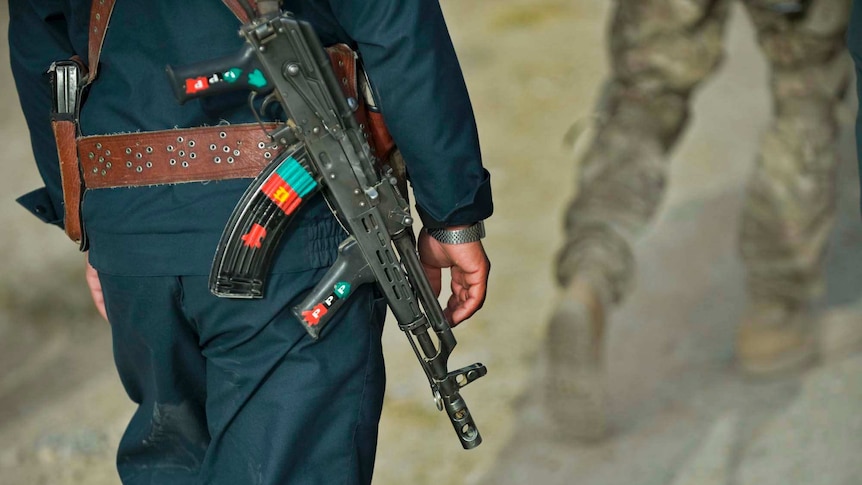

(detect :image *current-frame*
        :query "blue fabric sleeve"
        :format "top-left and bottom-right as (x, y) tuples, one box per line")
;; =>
(8, 0), (81, 228)
(325, 0), (493, 228)
(849, 0), (862, 218)
(15, 187), (61, 226)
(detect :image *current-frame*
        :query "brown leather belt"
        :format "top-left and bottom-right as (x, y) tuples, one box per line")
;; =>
(75, 44), (393, 191)
(79, 124), (280, 188)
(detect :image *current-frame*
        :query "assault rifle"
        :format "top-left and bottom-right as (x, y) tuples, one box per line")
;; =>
(165, 7), (486, 449)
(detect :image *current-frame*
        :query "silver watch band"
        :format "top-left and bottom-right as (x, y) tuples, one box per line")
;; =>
(426, 221), (486, 245)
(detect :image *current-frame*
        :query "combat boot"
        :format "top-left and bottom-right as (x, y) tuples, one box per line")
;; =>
(543, 277), (608, 441)
(735, 300), (816, 376)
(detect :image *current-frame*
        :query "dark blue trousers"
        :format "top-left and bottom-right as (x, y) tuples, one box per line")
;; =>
(99, 269), (386, 485)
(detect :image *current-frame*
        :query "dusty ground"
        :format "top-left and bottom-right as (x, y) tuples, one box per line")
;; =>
(2, 1), (861, 484)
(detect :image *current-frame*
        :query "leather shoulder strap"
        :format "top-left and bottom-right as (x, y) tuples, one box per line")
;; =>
(222, 0), (260, 23)
(88, 0), (116, 82)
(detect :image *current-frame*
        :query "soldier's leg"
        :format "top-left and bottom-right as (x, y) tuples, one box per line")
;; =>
(101, 270), (385, 485)
(736, 0), (851, 374)
(546, 0), (732, 440)
(100, 274), (209, 484)
(191, 272), (386, 485)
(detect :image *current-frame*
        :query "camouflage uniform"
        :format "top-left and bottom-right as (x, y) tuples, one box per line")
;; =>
(546, 0), (851, 439)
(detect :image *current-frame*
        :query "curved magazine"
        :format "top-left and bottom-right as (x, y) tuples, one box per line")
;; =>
(209, 144), (319, 298)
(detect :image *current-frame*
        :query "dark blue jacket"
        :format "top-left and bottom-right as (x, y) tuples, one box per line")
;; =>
(849, 0), (862, 215)
(9, 0), (493, 275)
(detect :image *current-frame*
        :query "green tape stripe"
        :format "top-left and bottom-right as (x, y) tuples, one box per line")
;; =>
(275, 157), (317, 197)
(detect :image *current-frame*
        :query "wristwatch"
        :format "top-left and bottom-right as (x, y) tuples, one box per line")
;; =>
(426, 221), (486, 245)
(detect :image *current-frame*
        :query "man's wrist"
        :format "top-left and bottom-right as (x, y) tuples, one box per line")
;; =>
(425, 221), (485, 245)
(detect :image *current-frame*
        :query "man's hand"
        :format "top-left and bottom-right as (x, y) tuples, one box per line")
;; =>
(418, 228), (490, 326)
(85, 252), (108, 322)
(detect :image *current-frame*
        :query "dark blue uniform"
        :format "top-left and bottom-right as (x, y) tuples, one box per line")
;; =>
(9, 1), (493, 483)
(851, 1), (862, 203)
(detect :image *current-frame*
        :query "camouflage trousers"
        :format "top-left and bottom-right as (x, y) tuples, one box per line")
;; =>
(556, 0), (852, 309)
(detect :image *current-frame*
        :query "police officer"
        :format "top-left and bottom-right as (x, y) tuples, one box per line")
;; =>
(546, 0), (851, 440)
(9, 0), (492, 483)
